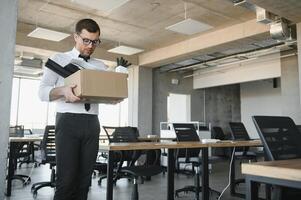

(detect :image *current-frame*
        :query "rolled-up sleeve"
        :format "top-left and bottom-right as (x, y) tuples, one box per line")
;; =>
(38, 66), (58, 102)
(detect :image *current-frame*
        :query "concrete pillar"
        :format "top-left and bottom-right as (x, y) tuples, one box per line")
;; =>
(128, 66), (139, 128)
(0, 0), (18, 197)
(281, 54), (301, 124)
(137, 67), (153, 135)
(128, 66), (153, 136)
(297, 23), (301, 106)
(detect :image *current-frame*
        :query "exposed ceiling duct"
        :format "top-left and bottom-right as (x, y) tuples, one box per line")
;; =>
(14, 57), (43, 77)
(157, 0), (297, 73)
(270, 20), (292, 41)
(233, 0), (257, 12)
(256, 7), (277, 24)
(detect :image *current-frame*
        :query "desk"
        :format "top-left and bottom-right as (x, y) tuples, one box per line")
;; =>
(7, 136), (43, 196)
(242, 159), (301, 200)
(99, 139), (261, 200)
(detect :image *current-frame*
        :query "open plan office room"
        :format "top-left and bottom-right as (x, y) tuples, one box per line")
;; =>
(1, 0), (301, 200)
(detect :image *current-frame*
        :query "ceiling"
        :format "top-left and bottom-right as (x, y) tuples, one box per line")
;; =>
(15, 0), (301, 74)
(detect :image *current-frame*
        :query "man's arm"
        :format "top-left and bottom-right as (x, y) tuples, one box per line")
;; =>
(49, 85), (80, 102)
(39, 66), (80, 103)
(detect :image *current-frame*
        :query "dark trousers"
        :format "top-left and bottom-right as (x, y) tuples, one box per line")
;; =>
(54, 113), (100, 200)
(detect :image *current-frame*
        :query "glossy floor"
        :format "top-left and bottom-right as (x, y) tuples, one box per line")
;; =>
(5, 161), (263, 200)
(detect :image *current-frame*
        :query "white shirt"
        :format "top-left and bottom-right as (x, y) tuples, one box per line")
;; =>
(39, 47), (108, 115)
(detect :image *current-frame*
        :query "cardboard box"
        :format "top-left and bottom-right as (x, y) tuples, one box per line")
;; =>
(64, 69), (128, 104)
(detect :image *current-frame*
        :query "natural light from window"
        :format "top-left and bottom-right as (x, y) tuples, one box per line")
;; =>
(10, 77), (128, 132)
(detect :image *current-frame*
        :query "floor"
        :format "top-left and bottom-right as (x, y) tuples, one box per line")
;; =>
(5, 160), (264, 200)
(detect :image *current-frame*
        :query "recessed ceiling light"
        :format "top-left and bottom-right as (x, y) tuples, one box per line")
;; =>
(166, 18), (213, 35)
(27, 27), (70, 42)
(72, 0), (129, 12)
(108, 45), (144, 55)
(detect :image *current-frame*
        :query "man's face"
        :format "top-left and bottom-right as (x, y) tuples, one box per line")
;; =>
(74, 29), (100, 56)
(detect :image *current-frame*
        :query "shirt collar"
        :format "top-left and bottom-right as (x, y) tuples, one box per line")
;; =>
(71, 47), (81, 58)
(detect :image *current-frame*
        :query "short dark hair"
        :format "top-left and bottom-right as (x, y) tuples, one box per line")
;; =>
(75, 18), (100, 34)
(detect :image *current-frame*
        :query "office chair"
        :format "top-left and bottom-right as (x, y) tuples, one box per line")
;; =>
(8, 125), (32, 185)
(102, 126), (163, 200)
(31, 125), (56, 198)
(229, 122), (258, 189)
(18, 129), (40, 168)
(229, 122), (259, 159)
(173, 123), (220, 200)
(97, 126), (140, 186)
(211, 126), (229, 157)
(253, 116), (301, 200)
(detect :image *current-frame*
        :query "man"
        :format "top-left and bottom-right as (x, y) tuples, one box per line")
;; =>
(39, 18), (106, 200)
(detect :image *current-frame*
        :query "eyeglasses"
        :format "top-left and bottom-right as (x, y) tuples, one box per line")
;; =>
(77, 34), (101, 46)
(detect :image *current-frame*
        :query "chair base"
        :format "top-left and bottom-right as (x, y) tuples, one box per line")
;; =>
(31, 181), (55, 198)
(11, 174), (31, 186)
(175, 185), (221, 199)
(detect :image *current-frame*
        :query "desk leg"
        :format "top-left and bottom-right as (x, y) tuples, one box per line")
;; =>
(106, 151), (114, 200)
(6, 142), (15, 196)
(201, 148), (209, 200)
(246, 176), (259, 200)
(167, 149), (175, 200)
(230, 147), (236, 196)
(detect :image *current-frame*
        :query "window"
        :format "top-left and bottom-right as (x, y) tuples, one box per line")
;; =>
(10, 77), (128, 130)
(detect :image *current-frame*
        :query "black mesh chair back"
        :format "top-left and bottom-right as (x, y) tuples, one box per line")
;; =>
(229, 122), (254, 155)
(41, 125), (56, 164)
(252, 116), (301, 161)
(211, 126), (226, 140)
(104, 126), (139, 143)
(173, 123), (200, 161)
(103, 126), (141, 168)
(229, 122), (250, 140)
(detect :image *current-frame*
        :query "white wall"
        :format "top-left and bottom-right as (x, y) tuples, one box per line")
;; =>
(240, 79), (282, 138)
(193, 53), (281, 89)
(167, 93), (191, 122)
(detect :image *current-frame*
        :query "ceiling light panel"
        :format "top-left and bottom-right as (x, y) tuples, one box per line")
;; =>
(27, 27), (70, 41)
(165, 18), (213, 35)
(108, 45), (144, 55)
(72, 0), (129, 12)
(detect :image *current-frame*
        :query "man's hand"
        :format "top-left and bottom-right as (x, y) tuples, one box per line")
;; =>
(64, 84), (81, 102)
(116, 57), (131, 68)
(49, 84), (81, 102)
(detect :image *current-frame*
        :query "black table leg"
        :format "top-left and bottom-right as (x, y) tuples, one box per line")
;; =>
(201, 148), (209, 200)
(246, 176), (259, 200)
(230, 147), (236, 196)
(106, 151), (114, 200)
(167, 149), (175, 200)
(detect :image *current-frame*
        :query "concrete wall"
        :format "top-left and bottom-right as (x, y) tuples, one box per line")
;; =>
(204, 84), (241, 135)
(0, 0), (18, 198)
(152, 69), (241, 135)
